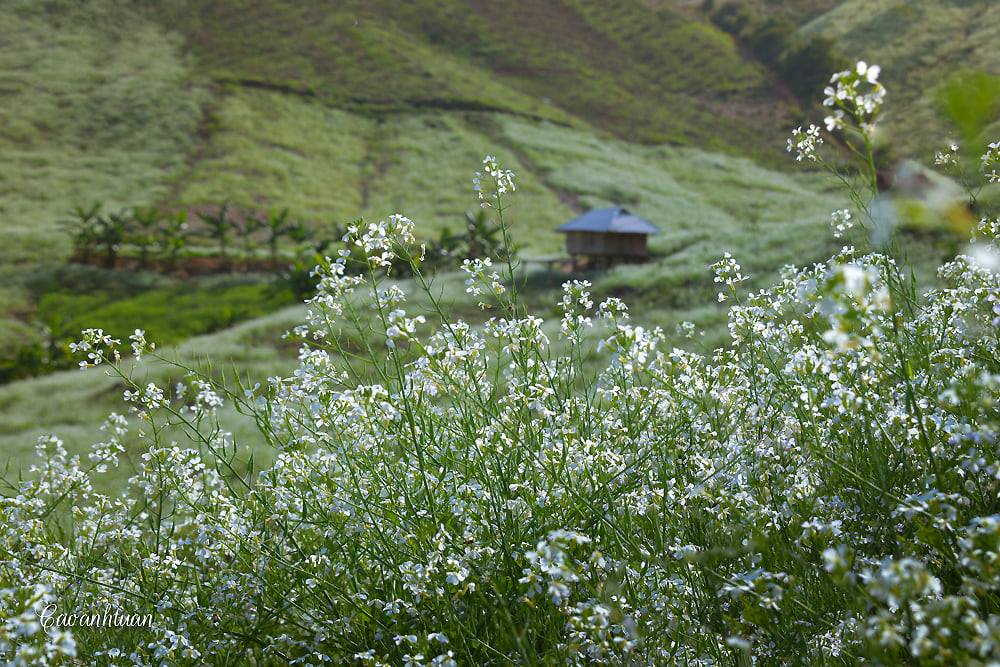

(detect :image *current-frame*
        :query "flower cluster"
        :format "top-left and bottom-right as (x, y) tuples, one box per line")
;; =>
(345, 214), (416, 268)
(460, 256), (506, 307)
(68, 328), (120, 369)
(786, 124), (823, 162)
(830, 208), (854, 238)
(934, 142), (960, 167)
(983, 140), (1000, 183)
(710, 251), (749, 302)
(473, 155), (516, 209)
(823, 60), (885, 132)
(559, 279), (594, 341)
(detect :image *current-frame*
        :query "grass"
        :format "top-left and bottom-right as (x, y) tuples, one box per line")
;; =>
(0, 0), (204, 361)
(37, 276), (296, 349)
(152, 0), (792, 156)
(174, 89), (371, 223)
(0, 304), (306, 489)
(361, 113), (569, 254)
(173, 92), (571, 253)
(0, 1), (203, 264)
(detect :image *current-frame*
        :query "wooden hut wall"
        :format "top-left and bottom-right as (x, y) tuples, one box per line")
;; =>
(565, 232), (648, 257)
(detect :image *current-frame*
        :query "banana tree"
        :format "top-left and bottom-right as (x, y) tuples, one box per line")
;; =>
(239, 212), (267, 267)
(63, 202), (102, 263)
(201, 202), (232, 267)
(130, 207), (161, 269)
(93, 210), (129, 269)
(265, 208), (292, 263)
(286, 219), (312, 247)
(464, 208), (505, 259)
(157, 210), (188, 271)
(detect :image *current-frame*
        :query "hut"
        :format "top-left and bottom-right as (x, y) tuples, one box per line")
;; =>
(556, 207), (659, 262)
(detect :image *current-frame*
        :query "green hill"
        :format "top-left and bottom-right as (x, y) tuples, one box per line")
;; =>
(0, 0), (995, 448)
(154, 0), (788, 150)
(0, 0), (799, 365)
(797, 0), (1000, 158)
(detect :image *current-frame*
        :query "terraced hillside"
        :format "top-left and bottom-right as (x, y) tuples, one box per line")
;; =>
(155, 0), (789, 150)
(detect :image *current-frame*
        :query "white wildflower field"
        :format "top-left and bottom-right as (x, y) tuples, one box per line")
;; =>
(3, 63), (1000, 665)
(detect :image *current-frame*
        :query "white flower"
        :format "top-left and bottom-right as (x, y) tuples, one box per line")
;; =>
(822, 62), (886, 131)
(981, 140), (1000, 183)
(710, 252), (749, 301)
(830, 209), (854, 238)
(129, 328), (154, 361)
(787, 124), (824, 162)
(461, 256), (506, 306)
(934, 142), (960, 167)
(474, 155), (516, 208)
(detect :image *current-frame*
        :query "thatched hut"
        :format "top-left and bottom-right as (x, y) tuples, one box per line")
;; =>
(556, 207), (659, 260)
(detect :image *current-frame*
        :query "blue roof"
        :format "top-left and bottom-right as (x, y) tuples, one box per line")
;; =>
(555, 207), (660, 235)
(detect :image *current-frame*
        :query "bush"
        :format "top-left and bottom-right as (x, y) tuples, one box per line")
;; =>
(2, 67), (1000, 664)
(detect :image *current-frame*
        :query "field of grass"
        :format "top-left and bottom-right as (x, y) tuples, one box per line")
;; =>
(175, 91), (571, 251)
(0, 304), (306, 489)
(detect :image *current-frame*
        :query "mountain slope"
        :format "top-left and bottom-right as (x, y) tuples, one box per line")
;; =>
(154, 0), (792, 153)
(798, 0), (1000, 156)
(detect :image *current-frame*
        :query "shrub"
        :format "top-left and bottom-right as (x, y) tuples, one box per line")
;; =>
(2, 66), (1000, 665)
(92, 209), (130, 270)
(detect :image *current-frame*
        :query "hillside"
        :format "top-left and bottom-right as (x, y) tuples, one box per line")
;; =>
(0, 0), (994, 443)
(155, 0), (790, 150)
(796, 0), (1000, 158)
(0, 0), (799, 370)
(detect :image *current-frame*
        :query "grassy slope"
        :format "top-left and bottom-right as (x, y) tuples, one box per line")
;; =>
(798, 0), (1000, 157)
(0, 0), (204, 351)
(154, 0), (791, 154)
(173, 91), (571, 252)
(0, 3), (202, 263)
